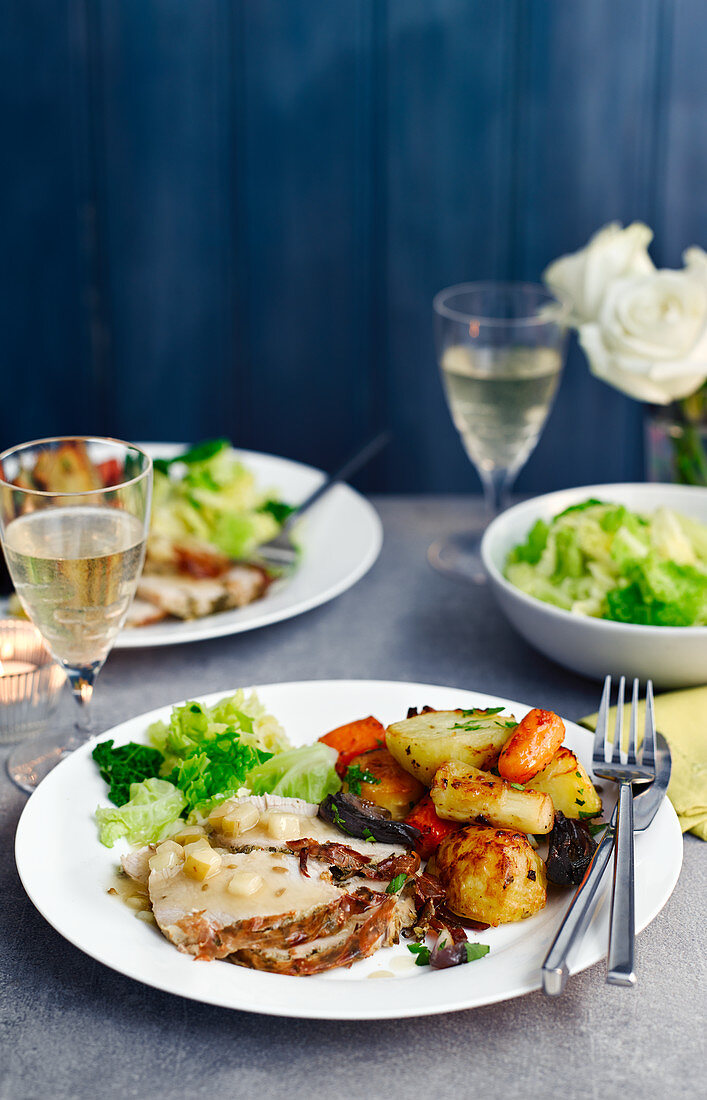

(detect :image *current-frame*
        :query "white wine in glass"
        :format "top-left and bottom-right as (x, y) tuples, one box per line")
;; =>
(0, 437), (152, 791)
(430, 283), (569, 582)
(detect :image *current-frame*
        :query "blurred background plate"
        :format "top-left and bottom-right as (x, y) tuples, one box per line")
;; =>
(114, 444), (382, 648)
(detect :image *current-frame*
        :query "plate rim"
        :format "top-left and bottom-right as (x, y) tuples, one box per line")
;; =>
(14, 678), (683, 1020)
(115, 444), (383, 648)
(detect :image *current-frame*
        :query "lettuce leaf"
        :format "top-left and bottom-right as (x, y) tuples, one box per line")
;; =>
(245, 743), (341, 804)
(148, 690), (289, 773)
(96, 778), (186, 848)
(165, 731), (272, 820)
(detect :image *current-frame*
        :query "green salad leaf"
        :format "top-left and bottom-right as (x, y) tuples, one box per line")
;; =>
(148, 690), (290, 772)
(96, 778), (186, 848)
(505, 501), (707, 627)
(165, 732), (272, 820)
(150, 439), (292, 560)
(246, 742), (341, 804)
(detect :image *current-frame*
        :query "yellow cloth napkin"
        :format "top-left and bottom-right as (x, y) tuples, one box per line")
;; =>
(581, 685), (707, 840)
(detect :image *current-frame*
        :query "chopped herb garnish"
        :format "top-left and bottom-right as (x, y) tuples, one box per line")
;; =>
(386, 873), (407, 894)
(575, 771), (583, 779)
(504, 720), (518, 729)
(345, 764), (381, 797)
(575, 798), (585, 806)
(464, 943), (490, 962)
(589, 822), (607, 837)
(407, 942), (431, 966)
(578, 810), (600, 820)
(363, 828), (377, 843)
(510, 782), (525, 791)
(331, 803), (352, 835)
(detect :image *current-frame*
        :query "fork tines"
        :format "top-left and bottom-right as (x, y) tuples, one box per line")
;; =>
(593, 675), (656, 780)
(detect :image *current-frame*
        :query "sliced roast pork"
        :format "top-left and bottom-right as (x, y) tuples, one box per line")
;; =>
(208, 812), (406, 862)
(123, 598), (168, 628)
(148, 847), (415, 967)
(135, 561), (271, 622)
(231, 890), (416, 976)
(123, 796), (421, 974)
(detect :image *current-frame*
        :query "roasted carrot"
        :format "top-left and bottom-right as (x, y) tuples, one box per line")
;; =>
(319, 716), (386, 776)
(498, 708), (565, 784)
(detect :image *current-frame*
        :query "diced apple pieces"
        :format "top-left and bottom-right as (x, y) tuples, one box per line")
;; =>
(265, 813), (301, 840)
(171, 825), (207, 846)
(219, 805), (260, 837)
(148, 840), (184, 873)
(227, 871), (264, 897)
(183, 846), (222, 882)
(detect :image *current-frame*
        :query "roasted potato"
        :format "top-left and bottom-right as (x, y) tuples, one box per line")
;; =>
(430, 760), (554, 835)
(344, 747), (426, 820)
(386, 709), (516, 785)
(525, 747), (602, 820)
(434, 825), (547, 926)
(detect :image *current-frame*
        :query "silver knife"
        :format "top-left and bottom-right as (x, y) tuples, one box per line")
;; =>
(542, 730), (671, 996)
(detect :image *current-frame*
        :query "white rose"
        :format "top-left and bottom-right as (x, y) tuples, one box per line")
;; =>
(578, 268), (707, 405)
(684, 246), (707, 284)
(543, 221), (654, 323)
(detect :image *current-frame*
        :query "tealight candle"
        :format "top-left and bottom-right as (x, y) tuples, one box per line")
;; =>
(0, 660), (37, 677)
(0, 621), (65, 743)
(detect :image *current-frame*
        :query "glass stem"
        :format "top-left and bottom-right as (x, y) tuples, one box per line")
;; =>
(65, 667), (98, 741)
(480, 467), (514, 523)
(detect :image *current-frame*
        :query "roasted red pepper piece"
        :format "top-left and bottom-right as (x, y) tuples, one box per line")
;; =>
(404, 794), (461, 861)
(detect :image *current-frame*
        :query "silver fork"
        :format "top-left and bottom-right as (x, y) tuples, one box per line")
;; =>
(593, 674), (656, 986)
(255, 431), (390, 568)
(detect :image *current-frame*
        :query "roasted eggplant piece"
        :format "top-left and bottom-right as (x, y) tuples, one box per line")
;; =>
(545, 811), (598, 886)
(318, 792), (421, 848)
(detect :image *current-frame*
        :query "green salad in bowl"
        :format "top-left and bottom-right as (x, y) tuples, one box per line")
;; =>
(505, 499), (707, 627)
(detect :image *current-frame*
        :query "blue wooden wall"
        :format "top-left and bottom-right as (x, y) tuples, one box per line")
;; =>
(2, 1), (706, 493)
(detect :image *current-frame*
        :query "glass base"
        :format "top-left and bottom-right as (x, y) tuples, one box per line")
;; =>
(7, 729), (91, 794)
(427, 530), (488, 585)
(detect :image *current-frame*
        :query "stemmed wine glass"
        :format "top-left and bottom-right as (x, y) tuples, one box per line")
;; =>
(429, 282), (569, 582)
(0, 437), (152, 791)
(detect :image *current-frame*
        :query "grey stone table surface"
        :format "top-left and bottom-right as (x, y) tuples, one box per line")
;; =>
(1, 497), (705, 1100)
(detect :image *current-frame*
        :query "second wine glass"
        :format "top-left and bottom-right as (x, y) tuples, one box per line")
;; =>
(429, 282), (569, 582)
(0, 437), (152, 791)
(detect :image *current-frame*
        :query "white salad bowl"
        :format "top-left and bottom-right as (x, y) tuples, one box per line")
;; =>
(481, 483), (707, 688)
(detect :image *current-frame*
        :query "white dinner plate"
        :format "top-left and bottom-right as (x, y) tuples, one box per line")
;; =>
(15, 680), (682, 1020)
(114, 444), (382, 647)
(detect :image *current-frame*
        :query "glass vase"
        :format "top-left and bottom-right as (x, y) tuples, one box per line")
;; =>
(645, 403), (707, 487)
